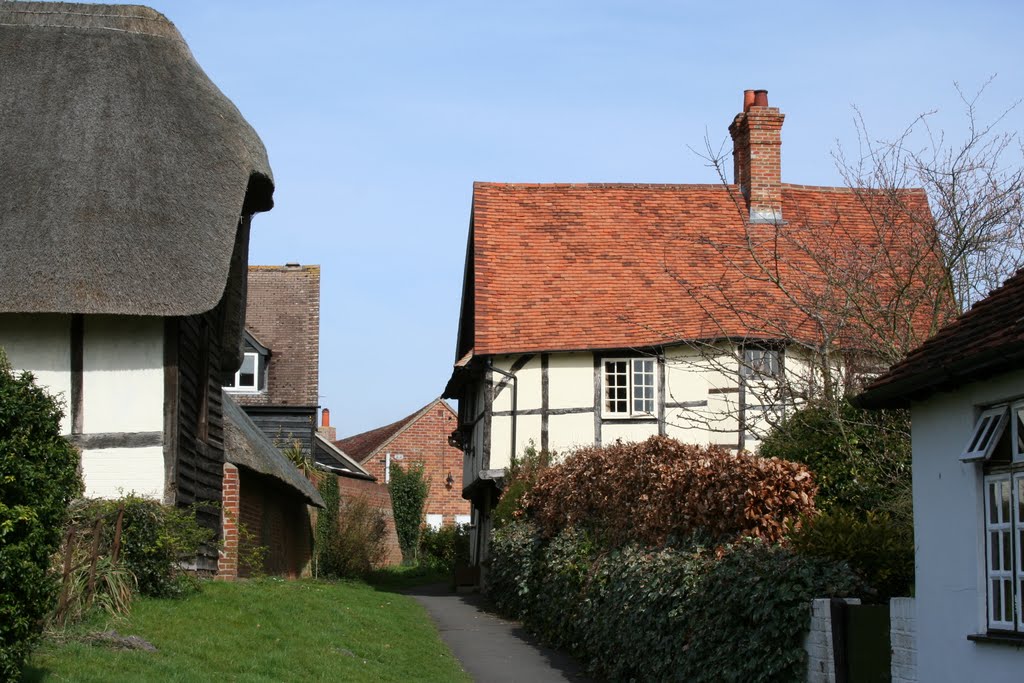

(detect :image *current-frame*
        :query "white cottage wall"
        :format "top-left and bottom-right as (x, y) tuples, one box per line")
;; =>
(0, 313), (73, 433)
(82, 316), (164, 434)
(0, 313), (167, 500)
(911, 368), (1024, 682)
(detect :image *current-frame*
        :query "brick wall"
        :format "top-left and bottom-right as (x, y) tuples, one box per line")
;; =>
(218, 462), (313, 579)
(360, 403), (470, 525)
(236, 264), (320, 407)
(218, 463), (240, 578)
(336, 475), (402, 566)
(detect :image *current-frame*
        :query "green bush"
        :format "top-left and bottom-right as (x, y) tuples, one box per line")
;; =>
(493, 441), (552, 530)
(315, 474), (340, 577)
(0, 349), (82, 681)
(418, 523), (470, 573)
(69, 496), (212, 599)
(788, 508), (914, 600)
(758, 399), (911, 518)
(489, 522), (863, 683)
(319, 496), (388, 579)
(388, 463), (428, 564)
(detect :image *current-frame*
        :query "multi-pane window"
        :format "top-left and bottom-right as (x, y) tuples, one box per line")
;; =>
(741, 347), (781, 379)
(603, 358), (656, 417)
(983, 474), (1022, 630)
(225, 352), (259, 392)
(974, 401), (1024, 632)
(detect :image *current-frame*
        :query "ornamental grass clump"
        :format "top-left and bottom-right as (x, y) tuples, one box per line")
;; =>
(524, 436), (816, 546)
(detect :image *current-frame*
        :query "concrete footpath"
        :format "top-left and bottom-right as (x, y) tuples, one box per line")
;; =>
(405, 583), (592, 683)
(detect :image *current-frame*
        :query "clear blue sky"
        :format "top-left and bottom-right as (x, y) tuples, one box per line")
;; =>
(125, 1), (1022, 437)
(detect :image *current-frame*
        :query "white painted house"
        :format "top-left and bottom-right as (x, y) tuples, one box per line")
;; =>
(859, 269), (1024, 680)
(0, 2), (275, 566)
(443, 90), (943, 568)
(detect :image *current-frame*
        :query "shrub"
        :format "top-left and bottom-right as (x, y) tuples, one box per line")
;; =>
(524, 436), (816, 546)
(419, 523), (470, 573)
(0, 349), (82, 681)
(493, 441), (551, 530)
(65, 496), (211, 599)
(388, 463), (429, 563)
(758, 399), (911, 518)
(321, 496), (388, 579)
(314, 474), (340, 577)
(488, 522), (863, 683)
(788, 508), (914, 600)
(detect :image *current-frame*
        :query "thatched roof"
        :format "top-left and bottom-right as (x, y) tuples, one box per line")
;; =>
(222, 393), (324, 508)
(0, 2), (274, 316)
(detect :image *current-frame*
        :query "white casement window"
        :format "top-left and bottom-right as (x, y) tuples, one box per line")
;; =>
(425, 514), (443, 531)
(455, 514), (471, 527)
(741, 346), (781, 379)
(603, 358), (656, 417)
(225, 351), (259, 392)
(974, 402), (1024, 632)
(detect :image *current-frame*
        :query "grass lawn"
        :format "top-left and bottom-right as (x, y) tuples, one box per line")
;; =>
(23, 578), (470, 682)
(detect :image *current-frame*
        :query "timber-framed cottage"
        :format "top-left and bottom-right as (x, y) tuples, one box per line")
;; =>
(0, 2), (275, 568)
(444, 89), (946, 571)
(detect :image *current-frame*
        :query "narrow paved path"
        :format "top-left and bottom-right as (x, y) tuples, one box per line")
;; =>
(405, 583), (592, 683)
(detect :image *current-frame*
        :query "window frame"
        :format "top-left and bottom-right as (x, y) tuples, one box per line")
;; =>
(976, 400), (1024, 634)
(601, 357), (657, 419)
(225, 351), (264, 394)
(740, 345), (783, 380)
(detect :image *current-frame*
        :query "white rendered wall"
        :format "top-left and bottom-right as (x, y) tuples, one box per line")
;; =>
(80, 446), (165, 499)
(911, 368), (1024, 682)
(0, 313), (73, 433)
(82, 316), (164, 434)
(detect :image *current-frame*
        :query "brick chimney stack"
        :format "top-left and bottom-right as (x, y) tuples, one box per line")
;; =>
(729, 88), (784, 223)
(318, 408), (336, 442)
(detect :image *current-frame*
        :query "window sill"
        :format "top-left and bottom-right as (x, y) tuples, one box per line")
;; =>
(601, 414), (657, 421)
(967, 632), (1024, 647)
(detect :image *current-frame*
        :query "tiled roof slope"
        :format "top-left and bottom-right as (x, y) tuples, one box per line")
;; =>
(335, 399), (453, 464)
(236, 265), (320, 407)
(858, 269), (1024, 409)
(463, 182), (940, 356)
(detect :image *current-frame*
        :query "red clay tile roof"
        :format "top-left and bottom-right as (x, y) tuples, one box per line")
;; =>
(459, 182), (942, 357)
(335, 399), (455, 464)
(858, 269), (1024, 409)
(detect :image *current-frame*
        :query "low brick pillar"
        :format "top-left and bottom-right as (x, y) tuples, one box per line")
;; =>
(217, 462), (240, 580)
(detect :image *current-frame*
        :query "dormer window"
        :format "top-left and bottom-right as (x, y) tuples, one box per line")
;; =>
(224, 329), (270, 394)
(231, 352), (259, 391)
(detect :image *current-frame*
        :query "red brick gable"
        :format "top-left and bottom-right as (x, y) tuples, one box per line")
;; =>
(236, 265), (320, 407)
(461, 181), (942, 357)
(335, 399), (469, 524)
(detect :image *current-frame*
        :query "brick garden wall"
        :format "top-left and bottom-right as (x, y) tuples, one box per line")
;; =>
(218, 463), (313, 579)
(359, 403), (470, 525)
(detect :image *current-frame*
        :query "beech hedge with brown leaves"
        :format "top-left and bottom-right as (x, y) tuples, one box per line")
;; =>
(523, 436), (816, 545)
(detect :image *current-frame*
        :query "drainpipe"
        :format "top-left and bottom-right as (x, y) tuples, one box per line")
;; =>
(489, 360), (518, 469)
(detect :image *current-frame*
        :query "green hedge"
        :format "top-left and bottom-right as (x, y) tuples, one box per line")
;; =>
(388, 463), (428, 563)
(0, 350), (82, 681)
(489, 522), (863, 683)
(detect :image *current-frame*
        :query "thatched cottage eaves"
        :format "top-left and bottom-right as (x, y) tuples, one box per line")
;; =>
(0, 2), (274, 316)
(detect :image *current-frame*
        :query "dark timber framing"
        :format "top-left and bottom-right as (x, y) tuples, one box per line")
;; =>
(657, 352), (667, 436)
(592, 354), (602, 447)
(71, 431), (163, 449)
(482, 367), (493, 470)
(540, 353), (550, 452)
(163, 318), (180, 506)
(70, 314), (83, 434)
